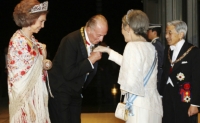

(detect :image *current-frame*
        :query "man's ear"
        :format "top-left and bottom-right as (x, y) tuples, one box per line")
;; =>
(179, 32), (184, 40)
(125, 25), (131, 33)
(153, 31), (157, 36)
(87, 26), (93, 34)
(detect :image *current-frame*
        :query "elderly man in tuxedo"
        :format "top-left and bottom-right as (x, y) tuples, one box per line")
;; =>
(48, 14), (108, 123)
(160, 20), (200, 123)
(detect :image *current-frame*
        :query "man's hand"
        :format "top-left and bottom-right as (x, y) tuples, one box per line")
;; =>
(188, 105), (199, 117)
(88, 52), (102, 64)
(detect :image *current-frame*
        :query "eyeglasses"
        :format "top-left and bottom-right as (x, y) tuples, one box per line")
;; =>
(126, 9), (134, 24)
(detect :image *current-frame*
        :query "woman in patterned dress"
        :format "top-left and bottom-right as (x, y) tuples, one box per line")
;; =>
(7, 0), (52, 122)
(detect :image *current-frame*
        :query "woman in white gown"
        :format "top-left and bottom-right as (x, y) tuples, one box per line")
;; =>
(94, 9), (163, 123)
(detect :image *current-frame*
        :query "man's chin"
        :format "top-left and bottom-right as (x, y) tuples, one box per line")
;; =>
(34, 30), (40, 34)
(167, 41), (171, 45)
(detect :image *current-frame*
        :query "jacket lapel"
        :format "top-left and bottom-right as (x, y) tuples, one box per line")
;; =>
(84, 62), (98, 88)
(168, 48), (173, 74)
(79, 35), (88, 59)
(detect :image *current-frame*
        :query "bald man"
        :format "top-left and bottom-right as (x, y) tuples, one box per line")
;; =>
(48, 14), (108, 123)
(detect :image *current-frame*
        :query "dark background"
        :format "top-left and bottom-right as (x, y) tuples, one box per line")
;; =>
(0, 0), (143, 59)
(0, 0), (144, 112)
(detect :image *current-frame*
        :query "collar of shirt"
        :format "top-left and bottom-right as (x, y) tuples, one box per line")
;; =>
(170, 39), (185, 51)
(170, 39), (185, 63)
(84, 28), (94, 47)
(168, 39), (185, 87)
(151, 37), (159, 43)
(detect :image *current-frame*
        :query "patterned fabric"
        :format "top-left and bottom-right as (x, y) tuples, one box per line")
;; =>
(7, 30), (50, 123)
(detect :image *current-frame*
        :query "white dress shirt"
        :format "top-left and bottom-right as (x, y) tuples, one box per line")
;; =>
(84, 29), (94, 69)
(167, 39), (185, 87)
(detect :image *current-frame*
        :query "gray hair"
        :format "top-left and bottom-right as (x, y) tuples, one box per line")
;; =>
(122, 9), (149, 39)
(167, 20), (187, 39)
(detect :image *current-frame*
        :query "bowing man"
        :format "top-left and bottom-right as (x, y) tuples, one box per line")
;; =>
(48, 15), (108, 123)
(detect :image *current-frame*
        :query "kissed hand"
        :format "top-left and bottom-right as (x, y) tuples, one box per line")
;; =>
(93, 46), (111, 54)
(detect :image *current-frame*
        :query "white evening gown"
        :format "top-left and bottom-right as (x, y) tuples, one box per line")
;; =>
(108, 41), (163, 123)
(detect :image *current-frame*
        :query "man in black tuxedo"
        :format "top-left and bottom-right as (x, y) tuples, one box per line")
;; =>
(147, 24), (164, 91)
(160, 20), (200, 123)
(48, 14), (108, 123)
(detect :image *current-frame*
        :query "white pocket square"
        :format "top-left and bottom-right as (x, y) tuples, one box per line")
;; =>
(181, 61), (187, 64)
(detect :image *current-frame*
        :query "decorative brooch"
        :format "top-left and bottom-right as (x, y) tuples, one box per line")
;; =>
(179, 82), (191, 103)
(184, 95), (191, 103)
(176, 72), (185, 81)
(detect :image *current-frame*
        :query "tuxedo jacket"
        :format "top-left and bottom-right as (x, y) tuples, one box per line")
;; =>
(48, 29), (97, 95)
(160, 41), (200, 105)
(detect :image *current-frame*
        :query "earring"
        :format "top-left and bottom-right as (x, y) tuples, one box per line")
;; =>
(28, 26), (31, 31)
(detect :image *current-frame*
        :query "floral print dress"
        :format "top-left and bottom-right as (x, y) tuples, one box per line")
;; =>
(7, 30), (50, 123)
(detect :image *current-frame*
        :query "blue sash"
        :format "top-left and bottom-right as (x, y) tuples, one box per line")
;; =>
(125, 52), (157, 116)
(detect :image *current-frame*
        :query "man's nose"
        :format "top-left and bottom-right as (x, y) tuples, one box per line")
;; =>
(99, 36), (103, 42)
(41, 23), (44, 28)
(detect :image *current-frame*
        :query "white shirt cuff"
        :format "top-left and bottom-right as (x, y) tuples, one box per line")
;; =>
(191, 104), (200, 107)
(87, 58), (94, 69)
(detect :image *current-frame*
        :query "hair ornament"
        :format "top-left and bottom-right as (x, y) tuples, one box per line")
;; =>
(30, 1), (48, 13)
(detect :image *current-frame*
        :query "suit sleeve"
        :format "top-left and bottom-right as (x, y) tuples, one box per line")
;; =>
(108, 49), (123, 66)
